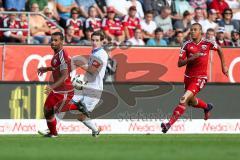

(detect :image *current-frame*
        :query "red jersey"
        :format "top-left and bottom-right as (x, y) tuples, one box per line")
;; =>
(19, 20), (28, 36)
(122, 15), (141, 38)
(102, 18), (123, 36)
(179, 39), (218, 78)
(3, 17), (21, 35)
(85, 17), (101, 32)
(209, 0), (229, 14)
(46, 20), (58, 35)
(51, 49), (73, 92)
(66, 18), (83, 36)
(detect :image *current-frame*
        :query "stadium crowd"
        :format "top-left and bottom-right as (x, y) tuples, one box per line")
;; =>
(0, 0), (239, 47)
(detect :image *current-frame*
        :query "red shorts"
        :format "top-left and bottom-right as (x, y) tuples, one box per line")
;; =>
(184, 77), (207, 96)
(44, 91), (74, 113)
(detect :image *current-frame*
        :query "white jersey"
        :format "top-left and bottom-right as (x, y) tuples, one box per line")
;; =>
(85, 47), (108, 91)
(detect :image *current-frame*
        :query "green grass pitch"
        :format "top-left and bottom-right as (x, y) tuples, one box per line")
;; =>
(0, 134), (240, 160)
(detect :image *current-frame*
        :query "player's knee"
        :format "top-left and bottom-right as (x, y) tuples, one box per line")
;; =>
(179, 96), (188, 105)
(77, 113), (87, 121)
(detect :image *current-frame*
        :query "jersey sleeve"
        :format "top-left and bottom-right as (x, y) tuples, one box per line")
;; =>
(59, 51), (68, 71)
(91, 50), (108, 69)
(209, 40), (218, 51)
(179, 42), (188, 60)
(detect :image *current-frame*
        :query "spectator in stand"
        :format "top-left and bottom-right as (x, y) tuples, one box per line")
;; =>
(3, 9), (25, 43)
(102, 6), (125, 43)
(46, 0), (60, 21)
(173, 10), (192, 38)
(19, 12), (28, 41)
(143, 0), (178, 18)
(43, 7), (61, 35)
(202, 9), (218, 33)
(3, 0), (26, 11)
(75, 0), (104, 18)
(169, 31), (184, 46)
(65, 25), (80, 44)
(95, 0), (107, 16)
(127, 0), (144, 19)
(127, 28), (145, 45)
(230, 29), (240, 47)
(191, 7), (205, 25)
(189, 0), (208, 18)
(218, 8), (240, 39)
(146, 27), (167, 46)
(205, 28), (216, 41)
(27, 0), (47, 11)
(79, 27), (94, 45)
(174, 0), (194, 16)
(106, 0), (130, 17)
(66, 7), (83, 41)
(85, 6), (102, 32)
(216, 27), (231, 47)
(154, 6), (174, 40)
(140, 10), (157, 40)
(29, 3), (50, 44)
(56, 0), (78, 28)
(209, 0), (229, 19)
(225, 0), (240, 20)
(123, 6), (141, 40)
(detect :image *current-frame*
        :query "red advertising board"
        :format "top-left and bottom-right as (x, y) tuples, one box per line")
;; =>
(1, 45), (240, 83)
(0, 45), (2, 80)
(211, 48), (240, 83)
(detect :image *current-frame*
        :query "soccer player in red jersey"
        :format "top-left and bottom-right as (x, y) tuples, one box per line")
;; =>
(37, 32), (74, 137)
(161, 23), (228, 133)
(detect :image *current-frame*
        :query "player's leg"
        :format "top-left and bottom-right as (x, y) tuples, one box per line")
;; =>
(161, 90), (194, 133)
(189, 96), (213, 120)
(40, 92), (63, 137)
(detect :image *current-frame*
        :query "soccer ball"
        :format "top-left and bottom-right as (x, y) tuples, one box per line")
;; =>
(72, 74), (87, 90)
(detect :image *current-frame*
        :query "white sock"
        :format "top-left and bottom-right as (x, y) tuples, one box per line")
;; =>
(82, 118), (98, 132)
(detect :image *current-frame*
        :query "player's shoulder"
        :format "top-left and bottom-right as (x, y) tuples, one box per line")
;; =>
(181, 40), (192, 48)
(94, 48), (108, 59)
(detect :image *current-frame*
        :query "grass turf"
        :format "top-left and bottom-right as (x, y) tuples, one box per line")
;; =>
(0, 134), (240, 160)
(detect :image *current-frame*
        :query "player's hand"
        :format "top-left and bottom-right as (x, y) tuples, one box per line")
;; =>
(222, 65), (228, 77)
(44, 86), (53, 95)
(37, 67), (48, 76)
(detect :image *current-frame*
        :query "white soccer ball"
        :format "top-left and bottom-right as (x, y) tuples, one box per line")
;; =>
(72, 74), (87, 90)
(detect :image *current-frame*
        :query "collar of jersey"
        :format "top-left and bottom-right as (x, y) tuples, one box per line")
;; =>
(92, 47), (103, 54)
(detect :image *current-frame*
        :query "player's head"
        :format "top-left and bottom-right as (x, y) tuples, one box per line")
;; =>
(190, 23), (203, 40)
(91, 31), (105, 49)
(51, 32), (64, 51)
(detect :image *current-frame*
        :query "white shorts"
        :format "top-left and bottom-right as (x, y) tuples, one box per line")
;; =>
(72, 87), (102, 112)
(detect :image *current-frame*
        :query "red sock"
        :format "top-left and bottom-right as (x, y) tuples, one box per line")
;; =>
(169, 104), (186, 125)
(61, 103), (78, 112)
(193, 98), (207, 109)
(68, 103), (78, 111)
(47, 117), (57, 135)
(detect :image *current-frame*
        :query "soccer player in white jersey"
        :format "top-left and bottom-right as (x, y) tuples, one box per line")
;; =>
(69, 31), (108, 137)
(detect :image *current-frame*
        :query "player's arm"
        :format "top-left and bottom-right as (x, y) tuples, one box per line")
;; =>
(37, 67), (54, 76)
(81, 59), (102, 75)
(216, 46), (228, 76)
(45, 69), (68, 94)
(50, 69), (68, 89)
(178, 53), (202, 67)
(73, 56), (104, 74)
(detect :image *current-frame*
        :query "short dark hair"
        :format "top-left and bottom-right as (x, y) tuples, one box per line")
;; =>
(51, 32), (64, 40)
(91, 31), (105, 41)
(145, 10), (154, 15)
(154, 27), (163, 34)
(192, 23), (202, 31)
(206, 28), (215, 33)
